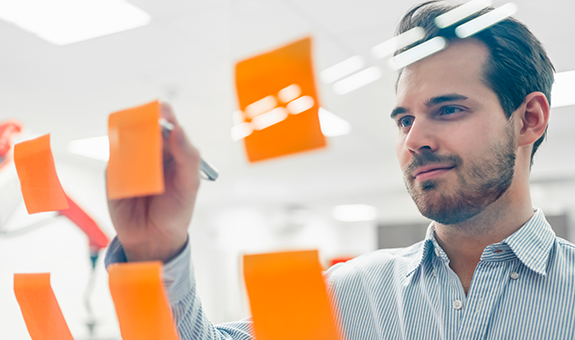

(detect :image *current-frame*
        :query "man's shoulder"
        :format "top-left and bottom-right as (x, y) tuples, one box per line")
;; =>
(556, 237), (575, 249)
(554, 237), (575, 260)
(326, 240), (426, 284)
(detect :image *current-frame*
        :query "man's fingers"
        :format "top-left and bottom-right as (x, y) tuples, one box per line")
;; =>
(158, 101), (200, 189)
(169, 125), (200, 167)
(168, 125), (201, 189)
(160, 102), (179, 125)
(160, 101), (181, 162)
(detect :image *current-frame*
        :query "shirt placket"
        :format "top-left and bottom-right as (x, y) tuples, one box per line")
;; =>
(455, 251), (516, 340)
(433, 248), (467, 340)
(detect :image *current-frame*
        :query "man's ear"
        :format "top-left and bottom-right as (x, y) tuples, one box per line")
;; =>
(516, 92), (550, 147)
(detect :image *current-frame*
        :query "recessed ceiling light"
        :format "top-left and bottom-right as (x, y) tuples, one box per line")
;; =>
(0, 0), (151, 45)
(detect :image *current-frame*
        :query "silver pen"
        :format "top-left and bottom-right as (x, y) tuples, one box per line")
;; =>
(159, 118), (219, 181)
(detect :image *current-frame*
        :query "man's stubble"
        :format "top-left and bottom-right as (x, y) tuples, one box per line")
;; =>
(403, 124), (517, 225)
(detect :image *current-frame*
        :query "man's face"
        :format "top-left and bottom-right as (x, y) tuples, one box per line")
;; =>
(393, 40), (517, 225)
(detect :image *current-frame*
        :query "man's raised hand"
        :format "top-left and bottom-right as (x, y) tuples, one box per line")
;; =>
(107, 103), (201, 263)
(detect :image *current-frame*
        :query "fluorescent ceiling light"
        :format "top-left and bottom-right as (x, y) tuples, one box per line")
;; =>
(388, 37), (446, 70)
(332, 204), (377, 222)
(251, 107), (288, 130)
(68, 136), (109, 161)
(245, 95), (277, 119)
(232, 110), (245, 126)
(0, 0), (151, 45)
(231, 122), (253, 141)
(318, 108), (351, 137)
(371, 27), (425, 59)
(278, 84), (301, 103)
(332, 66), (381, 95)
(434, 0), (492, 28)
(551, 70), (575, 108)
(286, 96), (315, 115)
(320, 56), (365, 84)
(455, 3), (517, 39)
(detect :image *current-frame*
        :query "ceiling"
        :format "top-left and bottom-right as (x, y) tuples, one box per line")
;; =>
(2, 0), (575, 222)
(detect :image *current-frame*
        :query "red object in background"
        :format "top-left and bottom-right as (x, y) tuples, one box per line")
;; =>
(0, 119), (23, 169)
(328, 256), (355, 268)
(58, 195), (109, 252)
(0, 119), (109, 255)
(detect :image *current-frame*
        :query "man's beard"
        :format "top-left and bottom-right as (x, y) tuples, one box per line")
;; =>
(403, 131), (516, 225)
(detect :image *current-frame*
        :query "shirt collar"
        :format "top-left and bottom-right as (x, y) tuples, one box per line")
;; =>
(501, 208), (555, 276)
(405, 209), (555, 277)
(405, 223), (436, 277)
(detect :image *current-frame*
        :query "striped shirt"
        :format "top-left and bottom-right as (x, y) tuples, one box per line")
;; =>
(105, 209), (575, 339)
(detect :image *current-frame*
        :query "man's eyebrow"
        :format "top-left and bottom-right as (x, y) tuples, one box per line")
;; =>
(390, 107), (409, 119)
(425, 94), (468, 107)
(390, 94), (469, 119)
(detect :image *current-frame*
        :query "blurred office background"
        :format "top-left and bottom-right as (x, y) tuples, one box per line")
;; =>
(0, 0), (574, 338)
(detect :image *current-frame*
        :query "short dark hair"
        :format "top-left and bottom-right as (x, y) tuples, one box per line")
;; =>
(395, 1), (555, 165)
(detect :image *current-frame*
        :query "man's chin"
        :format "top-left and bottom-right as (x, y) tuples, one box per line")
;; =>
(421, 207), (480, 225)
(409, 188), (481, 225)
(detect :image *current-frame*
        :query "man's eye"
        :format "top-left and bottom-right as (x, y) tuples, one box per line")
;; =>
(440, 106), (463, 115)
(398, 116), (413, 128)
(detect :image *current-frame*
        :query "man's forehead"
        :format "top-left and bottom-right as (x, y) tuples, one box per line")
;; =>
(395, 39), (489, 102)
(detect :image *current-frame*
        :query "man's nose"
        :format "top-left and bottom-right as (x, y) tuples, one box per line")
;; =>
(404, 119), (438, 154)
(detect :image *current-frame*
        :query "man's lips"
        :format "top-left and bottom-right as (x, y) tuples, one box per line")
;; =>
(413, 165), (456, 180)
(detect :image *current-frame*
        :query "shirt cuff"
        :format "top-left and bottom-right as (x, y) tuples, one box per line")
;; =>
(104, 235), (194, 305)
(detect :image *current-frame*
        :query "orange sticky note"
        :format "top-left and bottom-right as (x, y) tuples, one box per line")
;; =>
(235, 37), (327, 162)
(13, 273), (74, 340)
(107, 100), (164, 199)
(108, 262), (180, 340)
(243, 250), (341, 340)
(13, 134), (69, 214)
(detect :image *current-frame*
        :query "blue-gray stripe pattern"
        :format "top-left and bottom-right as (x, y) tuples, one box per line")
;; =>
(107, 209), (575, 339)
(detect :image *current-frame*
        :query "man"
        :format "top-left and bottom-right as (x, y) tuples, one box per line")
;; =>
(106, 1), (575, 339)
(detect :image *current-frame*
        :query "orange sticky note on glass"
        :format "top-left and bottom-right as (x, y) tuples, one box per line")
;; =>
(243, 250), (341, 340)
(14, 134), (69, 214)
(235, 37), (326, 162)
(107, 100), (164, 200)
(14, 273), (74, 340)
(108, 262), (180, 340)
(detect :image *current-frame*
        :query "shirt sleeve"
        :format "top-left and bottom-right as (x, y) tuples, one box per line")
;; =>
(104, 236), (254, 340)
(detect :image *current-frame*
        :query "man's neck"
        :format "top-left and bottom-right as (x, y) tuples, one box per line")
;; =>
(433, 185), (535, 294)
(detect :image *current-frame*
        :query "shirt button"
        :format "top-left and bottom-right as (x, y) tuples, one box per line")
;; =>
(435, 248), (440, 257)
(510, 272), (519, 280)
(452, 300), (463, 310)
